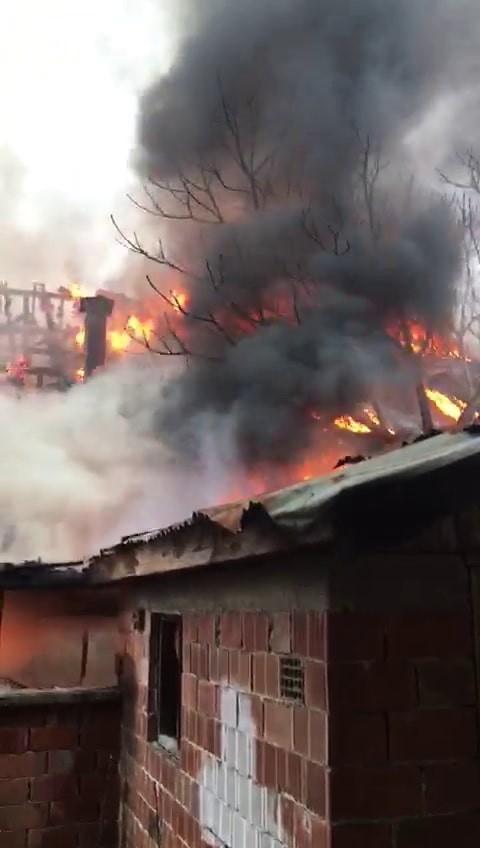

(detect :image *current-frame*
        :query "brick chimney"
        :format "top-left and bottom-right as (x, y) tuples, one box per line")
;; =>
(79, 295), (114, 378)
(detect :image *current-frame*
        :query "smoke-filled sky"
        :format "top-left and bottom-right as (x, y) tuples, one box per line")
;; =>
(136, 0), (480, 465)
(0, 362), (239, 563)
(2, 0), (480, 563)
(0, 0), (177, 285)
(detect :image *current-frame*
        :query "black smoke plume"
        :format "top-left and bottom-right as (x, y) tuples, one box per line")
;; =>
(133, 0), (478, 466)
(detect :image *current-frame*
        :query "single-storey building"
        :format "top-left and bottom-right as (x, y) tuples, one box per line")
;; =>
(2, 429), (480, 847)
(0, 572), (121, 848)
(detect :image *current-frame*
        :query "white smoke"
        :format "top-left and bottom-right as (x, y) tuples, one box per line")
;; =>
(0, 359), (240, 563)
(0, 0), (244, 563)
(0, 0), (181, 289)
(3, 0), (480, 563)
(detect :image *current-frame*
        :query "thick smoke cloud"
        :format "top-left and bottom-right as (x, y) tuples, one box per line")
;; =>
(135, 0), (477, 464)
(0, 144), (157, 295)
(1, 0), (478, 563)
(0, 0), (180, 293)
(0, 362), (236, 563)
(139, 0), (469, 177)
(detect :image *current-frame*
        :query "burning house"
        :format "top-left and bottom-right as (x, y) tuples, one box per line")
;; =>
(0, 278), (160, 392)
(3, 0), (480, 563)
(3, 0), (480, 845)
(1, 430), (480, 847)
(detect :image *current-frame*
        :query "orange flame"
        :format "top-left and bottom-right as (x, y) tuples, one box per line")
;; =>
(426, 388), (467, 422)
(126, 315), (154, 342)
(334, 415), (372, 434)
(69, 283), (85, 301)
(63, 287), (476, 487)
(73, 314), (154, 354)
(389, 320), (463, 359)
(363, 406), (396, 436)
(109, 329), (131, 352)
(75, 328), (85, 348)
(171, 290), (188, 313)
(108, 315), (154, 353)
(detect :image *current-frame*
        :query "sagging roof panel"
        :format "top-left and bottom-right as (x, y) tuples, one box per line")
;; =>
(3, 428), (480, 588)
(86, 428), (480, 583)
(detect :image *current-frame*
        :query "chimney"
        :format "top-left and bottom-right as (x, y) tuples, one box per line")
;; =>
(79, 295), (114, 378)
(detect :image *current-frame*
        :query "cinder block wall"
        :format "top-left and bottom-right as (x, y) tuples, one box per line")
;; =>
(119, 511), (480, 848)
(0, 691), (120, 848)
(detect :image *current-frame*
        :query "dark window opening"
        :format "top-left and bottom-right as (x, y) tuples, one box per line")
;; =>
(280, 655), (305, 703)
(148, 613), (182, 754)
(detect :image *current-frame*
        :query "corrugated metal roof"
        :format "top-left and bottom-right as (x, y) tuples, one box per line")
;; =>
(0, 559), (89, 589)
(2, 428), (480, 588)
(86, 427), (480, 583)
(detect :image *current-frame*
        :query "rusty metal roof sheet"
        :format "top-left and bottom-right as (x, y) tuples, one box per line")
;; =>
(3, 427), (480, 588)
(85, 427), (480, 583)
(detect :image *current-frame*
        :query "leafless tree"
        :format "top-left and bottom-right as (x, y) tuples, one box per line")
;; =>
(439, 155), (480, 349)
(439, 150), (480, 426)
(112, 92), (455, 435)
(112, 86), (352, 360)
(346, 129), (435, 431)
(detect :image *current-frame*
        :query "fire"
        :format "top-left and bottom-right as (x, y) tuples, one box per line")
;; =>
(75, 328), (85, 348)
(364, 408), (380, 426)
(126, 315), (154, 342)
(389, 319), (462, 359)
(108, 329), (131, 352)
(69, 283), (85, 301)
(425, 388), (467, 422)
(333, 389), (468, 435)
(171, 290), (188, 313)
(74, 313), (154, 355)
(2, 273), (477, 517)
(108, 315), (154, 353)
(49, 282), (480, 492)
(334, 415), (372, 434)
(332, 408), (397, 436)
(363, 407), (396, 436)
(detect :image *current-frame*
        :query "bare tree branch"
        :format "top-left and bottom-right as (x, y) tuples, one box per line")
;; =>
(114, 85), (453, 437)
(351, 123), (390, 241)
(301, 209), (350, 255)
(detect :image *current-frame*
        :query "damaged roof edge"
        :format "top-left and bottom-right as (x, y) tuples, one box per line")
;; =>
(86, 428), (480, 584)
(0, 560), (90, 589)
(3, 429), (480, 589)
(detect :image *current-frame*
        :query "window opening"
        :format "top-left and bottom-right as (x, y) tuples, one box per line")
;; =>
(148, 613), (182, 754)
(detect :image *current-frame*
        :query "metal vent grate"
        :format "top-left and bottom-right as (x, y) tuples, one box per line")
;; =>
(280, 656), (305, 703)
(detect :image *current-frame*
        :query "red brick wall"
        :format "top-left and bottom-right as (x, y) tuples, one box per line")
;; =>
(119, 532), (480, 848)
(121, 609), (329, 848)
(0, 589), (119, 689)
(0, 692), (120, 848)
(326, 609), (479, 847)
